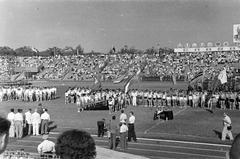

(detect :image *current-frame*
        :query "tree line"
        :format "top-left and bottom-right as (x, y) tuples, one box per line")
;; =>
(0, 45), (173, 56)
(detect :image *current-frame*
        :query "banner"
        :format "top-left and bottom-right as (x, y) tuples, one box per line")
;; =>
(218, 68), (227, 84)
(233, 24), (240, 43)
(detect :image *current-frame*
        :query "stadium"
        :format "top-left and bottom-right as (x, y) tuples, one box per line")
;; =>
(1, 0), (240, 159)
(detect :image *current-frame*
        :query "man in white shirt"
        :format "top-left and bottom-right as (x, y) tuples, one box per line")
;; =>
(37, 135), (55, 155)
(32, 109), (41, 136)
(120, 122), (128, 151)
(222, 113), (233, 141)
(119, 109), (127, 123)
(128, 111), (137, 142)
(14, 109), (24, 138)
(41, 109), (50, 135)
(7, 108), (15, 138)
(25, 109), (32, 135)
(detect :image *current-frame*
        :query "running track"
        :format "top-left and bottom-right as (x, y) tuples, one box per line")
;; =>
(6, 131), (230, 159)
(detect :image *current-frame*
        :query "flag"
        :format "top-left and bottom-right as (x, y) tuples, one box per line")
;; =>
(218, 68), (227, 84)
(98, 58), (109, 73)
(113, 63), (134, 84)
(15, 72), (26, 81)
(124, 74), (135, 94)
(90, 74), (102, 93)
(172, 73), (176, 85)
(189, 71), (204, 86)
(113, 74), (129, 84)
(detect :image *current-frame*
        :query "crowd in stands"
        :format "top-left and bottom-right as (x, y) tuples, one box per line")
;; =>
(0, 86), (57, 102)
(0, 49), (240, 82)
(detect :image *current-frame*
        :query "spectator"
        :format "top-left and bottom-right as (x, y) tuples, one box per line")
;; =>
(227, 133), (240, 159)
(0, 116), (11, 155)
(55, 129), (96, 159)
(37, 135), (55, 156)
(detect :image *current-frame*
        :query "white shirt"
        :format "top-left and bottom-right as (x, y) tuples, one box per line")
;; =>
(14, 113), (23, 121)
(223, 115), (231, 127)
(37, 140), (55, 153)
(7, 112), (15, 121)
(129, 115), (135, 124)
(31, 112), (41, 124)
(120, 113), (127, 123)
(120, 124), (128, 133)
(41, 112), (50, 120)
(25, 111), (32, 124)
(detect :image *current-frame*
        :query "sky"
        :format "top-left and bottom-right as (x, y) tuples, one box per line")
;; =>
(0, 0), (240, 52)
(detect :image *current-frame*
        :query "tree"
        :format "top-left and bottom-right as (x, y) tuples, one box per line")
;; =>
(15, 46), (37, 56)
(76, 45), (84, 55)
(62, 46), (74, 55)
(0, 46), (16, 56)
(145, 47), (157, 54)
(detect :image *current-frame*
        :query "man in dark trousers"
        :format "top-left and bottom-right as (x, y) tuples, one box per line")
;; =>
(109, 115), (118, 150)
(128, 111), (137, 142)
(97, 118), (106, 137)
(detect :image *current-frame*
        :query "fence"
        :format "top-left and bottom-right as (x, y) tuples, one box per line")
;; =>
(3, 150), (60, 159)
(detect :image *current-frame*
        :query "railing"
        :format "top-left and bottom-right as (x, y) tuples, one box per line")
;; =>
(3, 150), (60, 159)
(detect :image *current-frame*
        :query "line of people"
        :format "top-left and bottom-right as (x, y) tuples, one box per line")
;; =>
(128, 89), (240, 110)
(6, 104), (51, 139)
(0, 86), (57, 102)
(65, 87), (131, 112)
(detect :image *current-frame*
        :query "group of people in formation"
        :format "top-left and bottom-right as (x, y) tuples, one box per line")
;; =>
(97, 110), (137, 151)
(128, 89), (240, 110)
(0, 86), (57, 102)
(65, 87), (131, 113)
(65, 87), (240, 111)
(6, 103), (51, 139)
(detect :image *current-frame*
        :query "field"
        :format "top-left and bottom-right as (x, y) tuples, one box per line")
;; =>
(1, 81), (240, 145)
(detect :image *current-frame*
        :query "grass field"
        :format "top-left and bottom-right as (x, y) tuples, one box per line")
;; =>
(0, 81), (240, 144)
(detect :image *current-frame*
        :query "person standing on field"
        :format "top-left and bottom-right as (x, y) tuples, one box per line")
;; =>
(222, 113), (233, 141)
(41, 109), (50, 135)
(25, 109), (32, 135)
(32, 109), (41, 136)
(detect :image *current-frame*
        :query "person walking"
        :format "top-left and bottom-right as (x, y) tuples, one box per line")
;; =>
(14, 109), (24, 139)
(222, 113), (233, 141)
(128, 111), (137, 142)
(120, 121), (128, 151)
(7, 108), (15, 138)
(32, 109), (41, 136)
(41, 109), (50, 135)
(25, 109), (32, 135)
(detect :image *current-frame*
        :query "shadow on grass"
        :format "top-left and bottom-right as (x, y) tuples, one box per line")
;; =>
(206, 109), (214, 114)
(48, 121), (57, 132)
(213, 129), (222, 139)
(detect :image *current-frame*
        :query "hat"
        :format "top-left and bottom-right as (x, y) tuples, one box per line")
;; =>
(42, 135), (49, 140)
